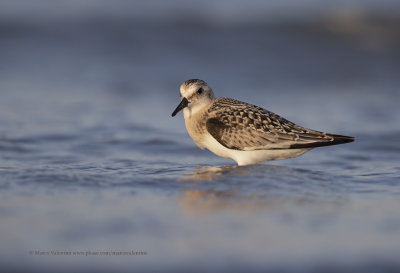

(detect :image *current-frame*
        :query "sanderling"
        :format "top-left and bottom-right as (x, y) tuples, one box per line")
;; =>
(171, 79), (354, 166)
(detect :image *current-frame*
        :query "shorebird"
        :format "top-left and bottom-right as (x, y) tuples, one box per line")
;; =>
(171, 79), (354, 166)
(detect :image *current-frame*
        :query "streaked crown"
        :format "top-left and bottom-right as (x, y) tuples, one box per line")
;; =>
(180, 79), (214, 100)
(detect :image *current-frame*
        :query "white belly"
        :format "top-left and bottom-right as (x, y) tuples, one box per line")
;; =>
(202, 134), (310, 166)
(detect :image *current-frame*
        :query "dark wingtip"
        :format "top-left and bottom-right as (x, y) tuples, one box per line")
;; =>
(290, 134), (355, 149)
(328, 134), (355, 145)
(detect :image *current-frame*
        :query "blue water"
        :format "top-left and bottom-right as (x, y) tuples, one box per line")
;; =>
(1, 2), (400, 272)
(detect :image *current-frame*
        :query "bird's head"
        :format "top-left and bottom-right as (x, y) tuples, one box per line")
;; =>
(171, 79), (215, 117)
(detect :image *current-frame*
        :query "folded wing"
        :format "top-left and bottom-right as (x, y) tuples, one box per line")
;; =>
(206, 98), (354, 151)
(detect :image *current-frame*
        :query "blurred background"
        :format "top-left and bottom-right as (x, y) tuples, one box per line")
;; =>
(1, 1), (400, 272)
(1, 0), (400, 134)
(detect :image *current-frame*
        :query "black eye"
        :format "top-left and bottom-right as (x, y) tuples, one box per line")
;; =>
(197, 88), (203, 95)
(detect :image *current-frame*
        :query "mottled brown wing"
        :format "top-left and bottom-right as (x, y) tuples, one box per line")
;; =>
(206, 98), (354, 151)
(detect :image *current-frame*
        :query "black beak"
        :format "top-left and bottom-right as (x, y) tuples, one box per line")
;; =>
(171, 97), (189, 117)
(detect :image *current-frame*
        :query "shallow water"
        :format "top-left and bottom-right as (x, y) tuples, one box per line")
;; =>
(1, 2), (400, 272)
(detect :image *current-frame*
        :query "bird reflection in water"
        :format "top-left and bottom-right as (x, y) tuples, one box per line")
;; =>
(177, 164), (326, 215)
(180, 164), (300, 182)
(180, 165), (255, 182)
